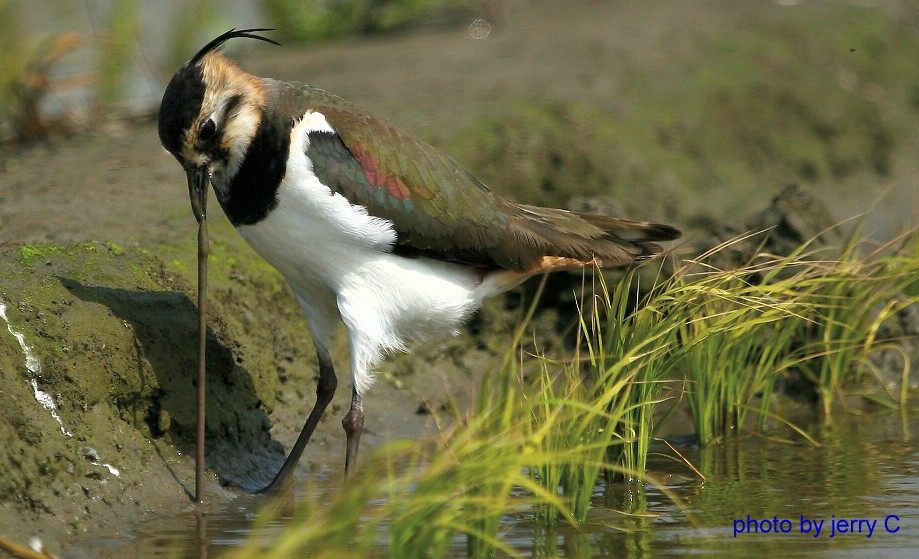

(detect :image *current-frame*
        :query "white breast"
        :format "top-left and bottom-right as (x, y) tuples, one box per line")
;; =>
(236, 112), (490, 394)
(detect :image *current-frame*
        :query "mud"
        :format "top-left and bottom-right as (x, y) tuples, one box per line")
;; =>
(0, 236), (511, 549)
(1, 0), (917, 553)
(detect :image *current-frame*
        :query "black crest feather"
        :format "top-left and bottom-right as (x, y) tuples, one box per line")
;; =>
(188, 28), (280, 66)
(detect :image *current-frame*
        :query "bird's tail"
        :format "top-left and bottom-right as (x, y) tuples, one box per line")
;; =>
(511, 204), (681, 272)
(575, 211), (682, 260)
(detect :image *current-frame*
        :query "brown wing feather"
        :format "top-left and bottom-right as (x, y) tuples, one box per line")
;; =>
(506, 205), (680, 271)
(275, 81), (681, 271)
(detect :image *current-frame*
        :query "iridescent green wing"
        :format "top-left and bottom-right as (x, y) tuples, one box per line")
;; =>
(304, 102), (541, 268)
(282, 83), (678, 270)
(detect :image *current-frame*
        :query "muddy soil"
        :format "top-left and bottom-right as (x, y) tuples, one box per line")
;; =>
(0, 0), (916, 554)
(0, 239), (502, 551)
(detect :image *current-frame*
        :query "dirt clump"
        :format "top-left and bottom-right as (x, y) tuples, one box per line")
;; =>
(0, 241), (299, 544)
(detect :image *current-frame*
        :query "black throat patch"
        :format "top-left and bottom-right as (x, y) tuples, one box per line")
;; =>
(218, 109), (289, 226)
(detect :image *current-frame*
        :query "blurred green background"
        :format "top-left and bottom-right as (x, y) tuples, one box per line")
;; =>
(1, 0), (917, 242)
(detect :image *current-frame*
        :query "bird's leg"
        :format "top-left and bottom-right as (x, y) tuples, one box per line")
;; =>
(342, 389), (364, 476)
(260, 353), (337, 493)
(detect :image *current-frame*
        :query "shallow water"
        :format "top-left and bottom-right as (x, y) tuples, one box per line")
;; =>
(68, 409), (919, 558)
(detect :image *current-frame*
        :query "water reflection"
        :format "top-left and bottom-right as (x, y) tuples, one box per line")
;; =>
(70, 411), (919, 558)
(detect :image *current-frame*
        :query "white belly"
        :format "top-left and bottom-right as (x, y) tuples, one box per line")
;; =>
(240, 200), (484, 335)
(233, 112), (491, 394)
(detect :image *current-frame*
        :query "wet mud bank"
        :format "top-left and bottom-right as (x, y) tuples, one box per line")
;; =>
(0, 241), (281, 543)
(0, 239), (513, 550)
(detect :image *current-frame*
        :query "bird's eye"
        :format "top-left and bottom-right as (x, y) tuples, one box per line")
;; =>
(199, 119), (216, 141)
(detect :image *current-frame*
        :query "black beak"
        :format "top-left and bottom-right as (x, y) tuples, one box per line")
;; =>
(186, 166), (209, 223)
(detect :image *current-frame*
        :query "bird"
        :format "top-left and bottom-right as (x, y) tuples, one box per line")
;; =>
(158, 28), (681, 492)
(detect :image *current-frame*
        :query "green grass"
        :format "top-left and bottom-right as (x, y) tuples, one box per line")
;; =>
(792, 228), (919, 414)
(664, 226), (916, 443)
(579, 269), (680, 481)
(221, 228), (916, 557)
(672, 241), (816, 444)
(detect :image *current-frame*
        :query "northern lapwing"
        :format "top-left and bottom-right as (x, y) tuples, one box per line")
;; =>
(158, 28), (680, 492)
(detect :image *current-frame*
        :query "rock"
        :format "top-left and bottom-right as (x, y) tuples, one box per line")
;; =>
(698, 183), (842, 271)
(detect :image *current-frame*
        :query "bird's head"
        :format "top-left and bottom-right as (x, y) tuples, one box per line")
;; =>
(158, 28), (279, 220)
